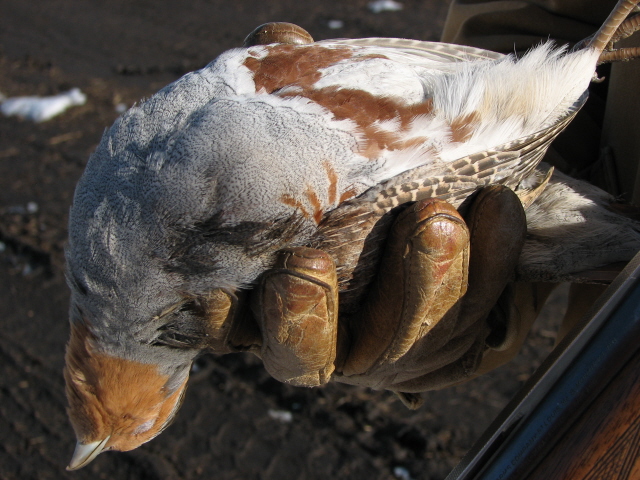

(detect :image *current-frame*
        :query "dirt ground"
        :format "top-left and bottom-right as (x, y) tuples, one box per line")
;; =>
(0, 1), (569, 478)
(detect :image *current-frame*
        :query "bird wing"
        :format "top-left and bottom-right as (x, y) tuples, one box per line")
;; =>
(368, 90), (588, 212)
(312, 90), (587, 301)
(320, 38), (504, 63)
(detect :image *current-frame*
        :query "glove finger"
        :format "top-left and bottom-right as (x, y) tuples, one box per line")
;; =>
(458, 185), (527, 349)
(224, 289), (264, 353)
(390, 337), (486, 394)
(366, 316), (486, 394)
(255, 246), (338, 387)
(201, 289), (238, 352)
(182, 288), (262, 354)
(394, 323), (482, 377)
(339, 198), (470, 377)
(473, 282), (557, 377)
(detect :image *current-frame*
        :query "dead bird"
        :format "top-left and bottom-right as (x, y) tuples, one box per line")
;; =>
(64, 0), (640, 469)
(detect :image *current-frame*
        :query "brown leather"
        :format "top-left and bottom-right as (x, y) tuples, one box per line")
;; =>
(461, 185), (527, 351)
(254, 247), (338, 386)
(244, 186), (527, 403)
(339, 199), (470, 377)
(333, 186), (527, 402)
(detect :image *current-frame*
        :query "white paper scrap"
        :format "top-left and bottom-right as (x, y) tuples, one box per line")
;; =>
(267, 409), (293, 423)
(368, 0), (403, 13)
(393, 466), (413, 480)
(1, 88), (86, 122)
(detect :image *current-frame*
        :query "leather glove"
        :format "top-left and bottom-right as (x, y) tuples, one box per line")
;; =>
(183, 22), (532, 407)
(246, 185), (527, 407)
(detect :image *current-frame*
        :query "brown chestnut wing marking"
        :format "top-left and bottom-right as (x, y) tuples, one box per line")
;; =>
(450, 111), (481, 143)
(244, 44), (355, 93)
(245, 44), (435, 160)
(281, 194), (310, 219)
(322, 161), (339, 205)
(279, 86), (434, 159)
(310, 94), (587, 302)
(305, 185), (324, 224)
(373, 93), (588, 213)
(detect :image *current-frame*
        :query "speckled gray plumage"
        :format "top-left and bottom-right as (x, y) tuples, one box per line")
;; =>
(66, 37), (603, 364)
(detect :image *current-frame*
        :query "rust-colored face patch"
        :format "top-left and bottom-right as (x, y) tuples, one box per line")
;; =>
(64, 322), (187, 452)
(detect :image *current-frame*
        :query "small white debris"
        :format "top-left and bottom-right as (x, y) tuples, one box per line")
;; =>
(368, 0), (403, 13)
(268, 409), (293, 423)
(7, 203), (39, 215)
(328, 19), (344, 29)
(115, 103), (128, 114)
(393, 466), (413, 480)
(26, 202), (39, 214)
(1, 88), (86, 122)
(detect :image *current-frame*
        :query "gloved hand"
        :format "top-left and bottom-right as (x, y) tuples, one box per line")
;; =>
(200, 185), (527, 408)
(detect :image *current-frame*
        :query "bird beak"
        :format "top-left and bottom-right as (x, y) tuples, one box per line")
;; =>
(66, 436), (110, 470)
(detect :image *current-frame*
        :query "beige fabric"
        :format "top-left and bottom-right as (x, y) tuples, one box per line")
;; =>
(441, 0), (637, 200)
(602, 34), (640, 203)
(440, 0), (639, 368)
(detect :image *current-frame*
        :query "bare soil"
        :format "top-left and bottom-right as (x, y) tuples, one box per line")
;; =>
(0, 1), (567, 478)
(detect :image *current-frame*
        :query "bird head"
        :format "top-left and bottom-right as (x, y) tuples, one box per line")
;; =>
(61, 101), (289, 469)
(64, 321), (191, 470)
(63, 213), (251, 471)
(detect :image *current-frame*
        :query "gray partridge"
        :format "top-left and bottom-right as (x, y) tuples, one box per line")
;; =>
(64, 0), (640, 469)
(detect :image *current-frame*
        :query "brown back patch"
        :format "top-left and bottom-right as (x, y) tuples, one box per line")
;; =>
(244, 44), (354, 93)
(451, 111), (481, 143)
(245, 43), (435, 159)
(281, 86), (434, 158)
